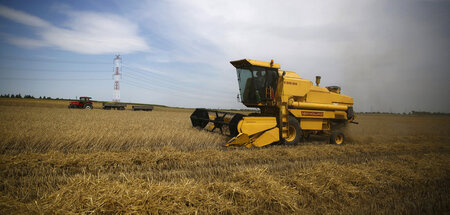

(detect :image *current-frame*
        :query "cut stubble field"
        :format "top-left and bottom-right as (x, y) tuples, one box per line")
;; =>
(0, 98), (449, 214)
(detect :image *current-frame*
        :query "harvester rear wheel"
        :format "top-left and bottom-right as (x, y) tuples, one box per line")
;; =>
(285, 115), (301, 145)
(330, 131), (345, 145)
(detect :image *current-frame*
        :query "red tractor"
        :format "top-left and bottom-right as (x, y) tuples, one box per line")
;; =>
(68, 97), (93, 109)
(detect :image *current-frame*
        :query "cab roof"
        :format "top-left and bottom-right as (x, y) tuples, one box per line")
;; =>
(230, 59), (281, 69)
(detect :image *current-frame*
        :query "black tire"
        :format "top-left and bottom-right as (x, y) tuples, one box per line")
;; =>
(84, 104), (92, 110)
(229, 114), (244, 137)
(284, 115), (301, 145)
(330, 131), (345, 145)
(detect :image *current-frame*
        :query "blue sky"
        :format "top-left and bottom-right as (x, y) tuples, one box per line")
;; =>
(0, 0), (449, 112)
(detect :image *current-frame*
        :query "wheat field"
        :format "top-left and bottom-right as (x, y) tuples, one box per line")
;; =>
(0, 98), (449, 214)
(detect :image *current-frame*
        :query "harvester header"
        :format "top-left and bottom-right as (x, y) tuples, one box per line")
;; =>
(191, 58), (356, 148)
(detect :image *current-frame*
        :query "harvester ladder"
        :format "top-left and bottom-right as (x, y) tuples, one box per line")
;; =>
(280, 102), (289, 140)
(278, 72), (289, 142)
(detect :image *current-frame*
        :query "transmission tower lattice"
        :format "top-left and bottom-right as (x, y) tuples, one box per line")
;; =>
(113, 55), (122, 102)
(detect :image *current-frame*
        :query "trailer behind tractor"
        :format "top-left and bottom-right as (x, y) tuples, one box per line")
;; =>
(102, 102), (126, 110)
(132, 105), (154, 111)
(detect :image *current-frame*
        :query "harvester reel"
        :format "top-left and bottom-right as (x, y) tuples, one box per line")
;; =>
(212, 115), (224, 133)
(190, 108), (210, 129)
(190, 108), (244, 137)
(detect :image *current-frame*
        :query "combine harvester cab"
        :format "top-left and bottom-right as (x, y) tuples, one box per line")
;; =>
(190, 59), (356, 148)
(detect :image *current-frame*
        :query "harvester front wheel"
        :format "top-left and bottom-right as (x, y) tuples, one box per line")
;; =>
(330, 131), (345, 145)
(229, 114), (244, 137)
(285, 116), (301, 145)
(84, 105), (92, 110)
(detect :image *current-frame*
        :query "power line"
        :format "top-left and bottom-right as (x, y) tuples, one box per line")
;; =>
(0, 66), (110, 73)
(123, 65), (175, 84)
(123, 64), (235, 96)
(123, 72), (230, 99)
(122, 79), (226, 102)
(123, 67), (193, 90)
(122, 80), (158, 92)
(0, 55), (236, 101)
(123, 74), (190, 94)
(0, 77), (111, 81)
(124, 63), (236, 94)
(0, 55), (110, 64)
(124, 72), (185, 92)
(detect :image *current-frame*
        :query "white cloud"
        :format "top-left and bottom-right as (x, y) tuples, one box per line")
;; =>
(0, 5), (51, 27)
(0, 4), (149, 54)
(135, 0), (450, 111)
(6, 36), (48, 48)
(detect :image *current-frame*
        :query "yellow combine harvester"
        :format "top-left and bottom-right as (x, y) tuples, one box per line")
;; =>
(190, 59), (356, 147)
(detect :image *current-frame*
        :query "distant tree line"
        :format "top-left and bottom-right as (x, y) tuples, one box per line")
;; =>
(0, 94), (30, 98)
(409, 111), (450, 116)
(0, 94), (65, 100)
